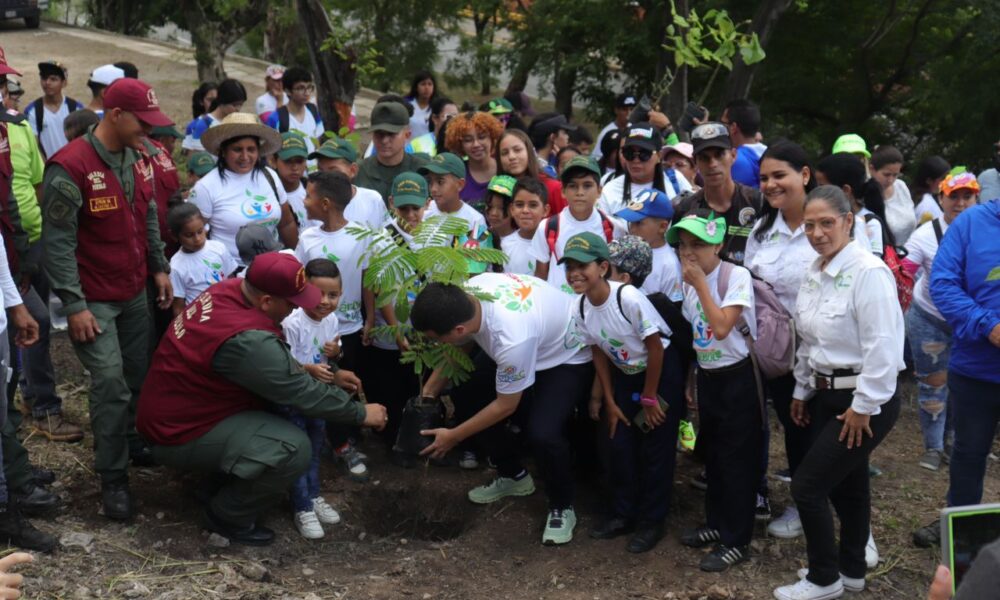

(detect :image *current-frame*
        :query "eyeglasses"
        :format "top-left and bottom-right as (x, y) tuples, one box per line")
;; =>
(622, 147), (654, 162)
(291, 84), (315, 93)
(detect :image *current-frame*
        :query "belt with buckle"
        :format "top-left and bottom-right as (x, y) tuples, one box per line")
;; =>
(812, 371), (859, 391)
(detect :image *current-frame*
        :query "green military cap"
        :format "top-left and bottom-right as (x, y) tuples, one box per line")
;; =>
(309, 136), (358, 162)
(186, 151), (216, 177)
(418, 152), (466, 179)
(151, 125), (183, 139)
(390, 172), (429, 207)
(277, 131), (309, 161)
(559, 155), (602, 183)
(557, 232), (610, 265)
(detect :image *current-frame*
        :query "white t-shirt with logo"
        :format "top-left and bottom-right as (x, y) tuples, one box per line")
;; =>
(528, 207), (624, 294)
(681, 262), (756, 368)
(641, 244), (683, 301)
(169, 240), (237, 304)
(345, 186), (390, 230)
(501, 232), (535, 275)
(189, 167), (288, 265)
(470, 273), (590, 394)
(294, 223), (370, 335)
(282, 307), (340, 366)
(575, 282), (670, 375)
(424, 200), (487, 235)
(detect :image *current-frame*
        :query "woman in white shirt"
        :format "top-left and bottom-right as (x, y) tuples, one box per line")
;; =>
(405, 70), (437, 138)
(744, 141), (817, 540)
(773, 185), (904, 600)
(191, 113), (298, 265)
(911, 155), (952, 225)
(900, 172), (979, 471)
(870, 146), (916, 245)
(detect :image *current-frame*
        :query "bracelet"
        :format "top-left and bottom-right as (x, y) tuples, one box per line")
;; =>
(640, 395), (658, 407)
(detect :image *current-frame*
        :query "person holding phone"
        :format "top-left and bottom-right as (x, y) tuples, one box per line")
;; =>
(772, 185), (904, 600)
(561, 233), (683, 554)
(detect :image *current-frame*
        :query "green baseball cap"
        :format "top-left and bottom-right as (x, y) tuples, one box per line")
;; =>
(390, 172), (429, 207)
(557, 232), (611, 265)
(370, 102), (409, 133)
(831, 133), (870, 158)
(666, 213), (727, 245)
(418, 152), (466, 179)
(486, 97), (513, 115)
(277, 131), (309, 161)
(559, 155), (601, 183)
(487, 175), (516, 198)
(151, 125), (183, 139)
(309, 136), (358, 162)
(186, 151), (216, 177)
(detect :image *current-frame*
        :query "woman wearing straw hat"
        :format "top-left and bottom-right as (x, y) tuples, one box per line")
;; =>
(190, 112), (298, 264)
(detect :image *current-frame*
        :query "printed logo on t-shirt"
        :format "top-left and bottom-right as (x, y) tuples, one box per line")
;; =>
(242, 188), (276, 221)
(600, 328), (645, 374)
(497, 365), (526, 384)
(310, 335), (324, 364)
(692, 302), (722, 362)
(492, 276), (534, 312)
(834, 273), (853, 290)
(201, 258), (226, 286)
(739, 207), (757, 226)
(320, 244), (341, 262)
(337, 301), (361, 323)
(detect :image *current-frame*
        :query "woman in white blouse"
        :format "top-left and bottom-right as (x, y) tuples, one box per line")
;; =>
(744, 141), (816, 540)
(773, 185), (904, 600)
(870, 146), (916, 245)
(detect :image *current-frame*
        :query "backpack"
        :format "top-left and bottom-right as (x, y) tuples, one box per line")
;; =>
(545, 211), (614, 260)
(577, 284), (694, 368)
(865, 213), (915, 311)
(275, 103), (321, 134)
(718, 261), (796, 379)
(31, 96), (79, 135)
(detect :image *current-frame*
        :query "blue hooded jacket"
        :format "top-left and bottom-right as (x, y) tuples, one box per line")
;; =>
(930, 200), (1000, 383)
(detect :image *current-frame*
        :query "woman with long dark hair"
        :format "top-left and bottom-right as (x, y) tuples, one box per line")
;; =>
(496, 128), (567, 214)
(183, 79), (247, 153)
(911, 156), (952, 225)
(816, 153), (891, 255)
(404, 70), (438, 138)
(870, 146), (916, 245)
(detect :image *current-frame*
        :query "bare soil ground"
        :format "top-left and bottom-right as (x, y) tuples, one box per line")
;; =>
(3, 18), (998, 600)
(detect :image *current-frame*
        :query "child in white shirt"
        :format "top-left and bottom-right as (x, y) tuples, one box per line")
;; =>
(167, 203), (237, 315)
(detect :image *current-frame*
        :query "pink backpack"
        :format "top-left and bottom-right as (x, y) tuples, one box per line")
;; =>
(718, 261), (796, 379)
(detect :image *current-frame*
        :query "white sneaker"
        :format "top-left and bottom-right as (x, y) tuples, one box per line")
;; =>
(865, 532), (878, 568)
(773, 577), (844, 600)
(294, 510), (325, 540)
(312, 497), (342, 525)
(768, 505), (803, 538)
(459, 451), (479, 470)
(797, 569), (865, 593)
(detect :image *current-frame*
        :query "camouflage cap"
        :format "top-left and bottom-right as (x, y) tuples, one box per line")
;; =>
(607, 235), (653, 284)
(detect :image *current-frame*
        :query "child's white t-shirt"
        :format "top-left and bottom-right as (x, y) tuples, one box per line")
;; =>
(189, 167), (288, 265)
(424, 200), (487, 235)
(169, 240), (237, 304)
(641, 244), (683, 302)
(528, 207), (623, 294)
(294, 223), (370, 335)
(286, 183), (321, 233)
(282, 307), (340, 366)
(270, 106), (325, 160)
(681, 262), (756, 368)
(575, 282), (670, 375)
(345, 186), (390, 230)
(501, 231), (536, 276)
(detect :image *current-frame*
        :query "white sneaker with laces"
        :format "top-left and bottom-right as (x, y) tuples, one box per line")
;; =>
(312, 497), (341, 525)
(865, 532), (878, 568)
(768, 505), (803, 538)
(797, 569), (865, 593)
(773, 577), (844, 600)
(294, 510), (325, 539)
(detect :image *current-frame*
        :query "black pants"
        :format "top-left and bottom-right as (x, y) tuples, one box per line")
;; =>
(697, 358), (763, 547)
(792, 390), (900, 585)
(770, 372), (811, 478)
(607, 344), (686, 524)
(327, 331), (364, 450)
(359, 344), (418, 448)
(468, 361), (594, 510)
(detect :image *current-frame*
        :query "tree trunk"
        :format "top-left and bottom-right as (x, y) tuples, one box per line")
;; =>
(188, 19), (229, 82)
(506, 46), (539, 94)
(474, 13), (491, 96)
(297, 0), (361, 132)
(723, 0), (794, 100)
(553, 59), (576, 118)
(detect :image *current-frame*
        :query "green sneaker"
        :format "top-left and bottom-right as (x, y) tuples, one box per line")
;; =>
(542, 507), (577, 545)
(678, 420), (697, 451)
(467, 474), (535, 504)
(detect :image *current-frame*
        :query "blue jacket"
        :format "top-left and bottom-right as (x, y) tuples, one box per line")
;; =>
(930, 200), (1000, 383)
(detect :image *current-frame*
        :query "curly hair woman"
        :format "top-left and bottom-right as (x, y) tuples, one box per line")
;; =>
(445, 111), (504, 209)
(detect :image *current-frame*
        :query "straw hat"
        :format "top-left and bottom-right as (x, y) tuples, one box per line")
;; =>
(201, 112), (282, 156)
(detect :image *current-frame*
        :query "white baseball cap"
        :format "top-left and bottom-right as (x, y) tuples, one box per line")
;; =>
(89, 64), (125, 87)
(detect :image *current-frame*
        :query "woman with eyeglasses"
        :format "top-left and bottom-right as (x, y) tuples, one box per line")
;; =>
(772, 185), (904, 600)
(598, 122), (692, 231)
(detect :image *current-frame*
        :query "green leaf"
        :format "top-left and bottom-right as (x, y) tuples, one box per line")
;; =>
(672, 13), (689, 28)
(740, 33), (766, 65)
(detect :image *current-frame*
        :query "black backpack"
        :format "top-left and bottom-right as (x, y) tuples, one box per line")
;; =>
(275, 103), (321, 133)
(31, 96), (79, 135)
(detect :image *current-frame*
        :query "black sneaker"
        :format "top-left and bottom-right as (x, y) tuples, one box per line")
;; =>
(31, 466), (56, 486)
(690, 470), (708, 491)
(681, 526), (721, 548)
(0, 502), (56, 553)
(589, 517), (634, 540)
(12, 483), (61, 516)
(204, 508), (274, 546)
(913, 519), (941, 548)
(700, 543), (749, 572)
(755, 493), (772, 522)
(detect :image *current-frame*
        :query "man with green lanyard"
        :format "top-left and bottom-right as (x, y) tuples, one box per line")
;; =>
(41, 77), (173, 520)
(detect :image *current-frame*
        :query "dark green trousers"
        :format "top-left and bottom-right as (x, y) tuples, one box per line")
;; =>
(2, 403), (32, 491)
(70, 291), (150, 483)
(150, 411), (311, 527)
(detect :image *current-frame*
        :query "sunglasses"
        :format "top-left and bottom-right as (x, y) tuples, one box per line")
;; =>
(622, 147), (654, 162)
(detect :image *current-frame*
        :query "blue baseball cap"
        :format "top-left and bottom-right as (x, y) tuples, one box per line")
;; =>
(614, 188), (674, 222)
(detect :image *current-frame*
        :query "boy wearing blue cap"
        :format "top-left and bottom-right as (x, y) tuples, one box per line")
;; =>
(614, 188), (683, 302)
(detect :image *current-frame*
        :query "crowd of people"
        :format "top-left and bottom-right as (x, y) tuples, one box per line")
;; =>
(0, 44), (998, 600)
